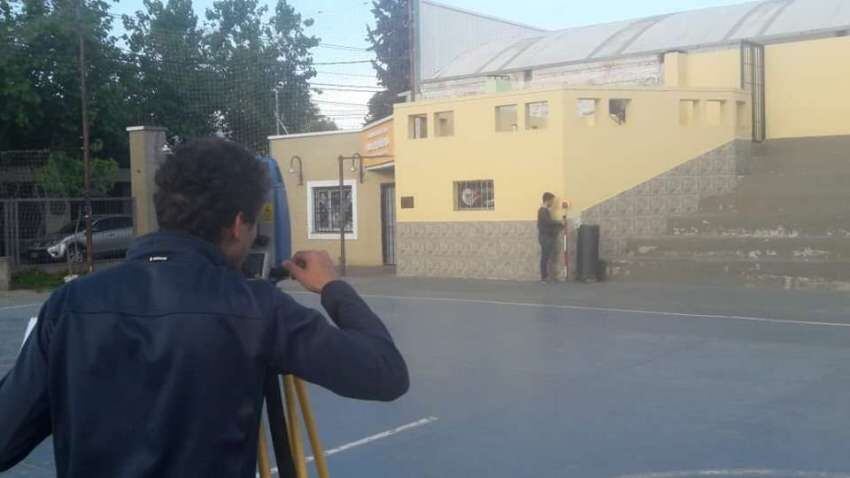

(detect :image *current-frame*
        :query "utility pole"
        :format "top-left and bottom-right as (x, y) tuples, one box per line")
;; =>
(78, 0), (94, 273)
(408, 0), (416, 102)
(337, 154), (363, 277)
(273, 87), (289, 136)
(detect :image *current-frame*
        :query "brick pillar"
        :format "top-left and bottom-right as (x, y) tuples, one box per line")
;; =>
(127, 126), (167, 236)
(0, 256), (10, 290)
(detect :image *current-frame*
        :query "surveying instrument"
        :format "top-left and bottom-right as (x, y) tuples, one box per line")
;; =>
(243, 157), (330, 478)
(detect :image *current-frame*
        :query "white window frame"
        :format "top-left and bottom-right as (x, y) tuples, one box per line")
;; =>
(306, 179), (358, 240)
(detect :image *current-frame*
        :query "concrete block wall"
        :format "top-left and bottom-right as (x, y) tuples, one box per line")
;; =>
(397, 221), (567, 281)
(581, 140), (751, 260)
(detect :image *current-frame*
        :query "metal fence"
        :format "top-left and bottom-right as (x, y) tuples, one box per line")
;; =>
(1, 197), (135, 273)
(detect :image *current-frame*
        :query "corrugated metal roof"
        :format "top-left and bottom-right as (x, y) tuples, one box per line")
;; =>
(419, 0), (545, 82)
(425, 0), (850, 81)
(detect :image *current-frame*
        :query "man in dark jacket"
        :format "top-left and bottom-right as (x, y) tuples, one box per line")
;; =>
(0, 138), (409, 477)
(537, 192), (564, 282)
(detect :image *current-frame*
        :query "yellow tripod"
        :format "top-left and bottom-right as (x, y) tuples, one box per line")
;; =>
(258, 375), (330, 478)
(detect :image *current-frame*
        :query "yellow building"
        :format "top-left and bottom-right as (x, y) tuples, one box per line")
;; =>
(268, 117), (396, 268)
(388, 0), (850, 285)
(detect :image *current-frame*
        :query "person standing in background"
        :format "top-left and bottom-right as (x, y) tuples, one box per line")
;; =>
(537, 192), (564, 283)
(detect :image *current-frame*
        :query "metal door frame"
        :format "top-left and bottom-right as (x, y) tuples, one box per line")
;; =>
(741, 41), (766, 142)
(380, 183), (396, 266)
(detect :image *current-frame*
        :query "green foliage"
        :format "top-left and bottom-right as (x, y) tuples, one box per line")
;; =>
(122, 0), (324, 151)
(365, 0), (409, 123)
(305, 116), (339, 132)
(11, 268), (67, 291)
(0, 0), (132, 165)
(2, 0), (326, 163)
(36, 151), (118, 197)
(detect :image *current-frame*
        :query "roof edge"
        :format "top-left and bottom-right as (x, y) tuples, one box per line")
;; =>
(421, 0), (548, 33)
(423, 26), (850, 84)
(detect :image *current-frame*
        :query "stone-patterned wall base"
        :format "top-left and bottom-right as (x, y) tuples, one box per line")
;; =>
(396, 221), (566, 281)
(581, 140), (751, 260)
(396, 140), (750, 282)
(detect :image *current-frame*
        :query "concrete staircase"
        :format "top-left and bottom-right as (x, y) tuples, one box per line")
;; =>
(613, 136), (850, 290)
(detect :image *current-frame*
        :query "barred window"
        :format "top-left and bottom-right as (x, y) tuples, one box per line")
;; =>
(454, 180), (495, 211)
(311, 186), (353, 234)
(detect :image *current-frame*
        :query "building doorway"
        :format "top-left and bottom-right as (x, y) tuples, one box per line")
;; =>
(381, 183), (396, 265)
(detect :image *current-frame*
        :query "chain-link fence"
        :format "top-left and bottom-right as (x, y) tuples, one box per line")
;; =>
(1, 197), (135, 274)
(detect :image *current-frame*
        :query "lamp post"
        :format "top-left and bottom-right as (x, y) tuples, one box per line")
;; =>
(288, 155), (303, 186)
(337, 153), (362, 276)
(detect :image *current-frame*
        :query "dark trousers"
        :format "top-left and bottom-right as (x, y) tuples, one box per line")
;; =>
(539, 236), (558, 280)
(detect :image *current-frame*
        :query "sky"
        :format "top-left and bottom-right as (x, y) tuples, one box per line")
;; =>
(112, 0), (751, 130)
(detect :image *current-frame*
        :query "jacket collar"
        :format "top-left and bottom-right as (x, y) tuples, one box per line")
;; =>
(127, 231), (229, 267)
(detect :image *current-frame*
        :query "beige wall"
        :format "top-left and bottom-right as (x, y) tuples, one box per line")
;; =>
(269, 131), (392, 267)
(394, 89), (568, 223)
(563, 88), (746, 213)
(765, 35), (850, 139)
(683, 49), (741, 89)
(394, 86), (747, 223)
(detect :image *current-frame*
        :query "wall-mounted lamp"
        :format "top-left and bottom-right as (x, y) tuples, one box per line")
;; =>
(288, 155), (303, 186)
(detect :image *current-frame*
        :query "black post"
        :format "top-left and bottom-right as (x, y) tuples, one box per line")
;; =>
(264, 375), (296, 478)
(338, 155), (346, 276)
(78, 1), (93, 273)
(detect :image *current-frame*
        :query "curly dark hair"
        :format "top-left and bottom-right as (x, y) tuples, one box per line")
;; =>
(154, 138), (270, 243)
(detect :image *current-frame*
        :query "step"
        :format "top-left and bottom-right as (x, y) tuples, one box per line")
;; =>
(736, 172), (850, 198)
(626, 236), (850, 262)
(669, 213), (850, 238)
(752, 136), (850, 174)
(609, 257), (850, 291)
(698, 192), (850, 215)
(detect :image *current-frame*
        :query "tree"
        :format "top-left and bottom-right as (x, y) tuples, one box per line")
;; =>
(204, 0), (320, 150)
(304, 115), (339, 133)
(122, 0), (215, 142)
(123, 0), (323, 151)
(36, 151), (118, 197)
(0, 0), (131, 166)
(365, 0), (409, 123)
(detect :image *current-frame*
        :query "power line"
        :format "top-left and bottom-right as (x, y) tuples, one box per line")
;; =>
(314, 59), (375, 65)
(318, 42), (369, 52)
(313, 99), (368, 107)
(311, 82), (380, 89)
(316, 70), (376, 78)
(313, 88), (381, 93)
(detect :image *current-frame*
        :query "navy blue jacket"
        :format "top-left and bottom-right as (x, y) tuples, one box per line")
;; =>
(0, 232), (409, 477)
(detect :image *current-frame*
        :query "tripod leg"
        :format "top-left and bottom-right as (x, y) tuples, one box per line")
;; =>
(257, 423), (273, 478)
(294, 378), (330, 478)
(284, 375), (309, 478)
(265, 374), (296, 478)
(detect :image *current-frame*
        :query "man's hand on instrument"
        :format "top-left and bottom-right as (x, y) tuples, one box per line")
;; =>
(283, 250), (339, 294)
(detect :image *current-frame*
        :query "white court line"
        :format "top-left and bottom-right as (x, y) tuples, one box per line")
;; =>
(0, 303), (42, 312)
(264, 416), (438, 476)
(288, 291), (850, 329)
(616, 470), (850, 478)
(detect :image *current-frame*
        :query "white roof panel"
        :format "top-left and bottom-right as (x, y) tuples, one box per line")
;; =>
(512, 21), (635, 68)
(623, 2), (758, 54)
(765, 0), (850, 35)
(425, 0), (850, 81)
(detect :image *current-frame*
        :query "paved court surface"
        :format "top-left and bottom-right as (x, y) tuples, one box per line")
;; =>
(2, 278), (850, 477)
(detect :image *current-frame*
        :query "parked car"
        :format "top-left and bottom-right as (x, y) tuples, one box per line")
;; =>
(26, 215), (134, 264)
